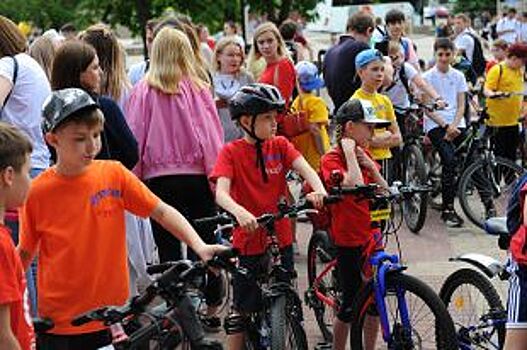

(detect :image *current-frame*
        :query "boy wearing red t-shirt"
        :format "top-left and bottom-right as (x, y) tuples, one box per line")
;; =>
(0, 123), (35, 350)
(16, 89), (226, 350)
(320, 98), (389, 350)
(210, 83), (327, 350)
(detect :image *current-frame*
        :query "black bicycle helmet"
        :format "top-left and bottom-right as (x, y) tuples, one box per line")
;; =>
(335, 98), (391, 128)
(229, 83), (285, 120)
(42, 88), (99, 133)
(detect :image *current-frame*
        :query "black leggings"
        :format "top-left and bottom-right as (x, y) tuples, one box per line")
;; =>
(336, 246), (365, 322)
(37, 330), (111, 350)
(146, 174), (224, 306)
(489, 125), (520, 163)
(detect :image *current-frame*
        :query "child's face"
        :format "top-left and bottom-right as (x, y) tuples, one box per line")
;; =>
(435, 48), (453, 68)
(389, 50), (404, 68)
(508, 56), (526, 69)
(256, 31), (279, 61)
(218, 44), (243, 74)
(358, 60), (385, 89)
(47, 122), (103, 172)
(347, 121), (375, 147)
(387, 21), (404, 39)
(2, 154), (31, 210)
(242, 110), (278, 140)
(491, 46), (506, 61)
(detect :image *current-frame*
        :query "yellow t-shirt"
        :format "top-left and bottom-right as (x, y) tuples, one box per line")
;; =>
(485, 62), (523, 127)
(351, 88), (396, 160)
(291, 93), (330, 171)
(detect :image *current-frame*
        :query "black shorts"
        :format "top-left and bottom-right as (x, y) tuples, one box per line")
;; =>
(336, 245), (366, 322)
(37, 329), (111, 350)
(233, 245), (294, 314)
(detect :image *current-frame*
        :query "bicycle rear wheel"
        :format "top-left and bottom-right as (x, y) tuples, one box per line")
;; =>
(439, 268), (506, 349)
(306, 230), (339, 342)
(403, 144), (429, 233)
(349, 272), (458, 350)
(458, 156), (524, 229)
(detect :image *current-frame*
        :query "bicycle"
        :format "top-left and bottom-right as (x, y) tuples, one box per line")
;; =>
(304, 183), (457, 349)
(70, 250), (239, 350)
(195, 198), (320, 350)
(424, 95), (525, 229)
(439, 216), (510, 349)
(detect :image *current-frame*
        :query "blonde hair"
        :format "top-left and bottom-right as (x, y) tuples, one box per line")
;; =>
(211, 37), (245, 73)
(387, 40), (401, 56)
(29, 36), (55, 80)
(146, 27), (208, 94)
(247, 22), (289, 68)
(79, 24), (131, 102)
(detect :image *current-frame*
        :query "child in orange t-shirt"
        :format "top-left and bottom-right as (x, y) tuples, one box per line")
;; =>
(17, 88), (226, 350)
(320, 98), (389, 350)
(0, 123), (35, 350)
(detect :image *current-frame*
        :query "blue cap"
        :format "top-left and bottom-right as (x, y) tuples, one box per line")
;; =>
(355, 49), (384, 69)
(295, 61), (325, 91)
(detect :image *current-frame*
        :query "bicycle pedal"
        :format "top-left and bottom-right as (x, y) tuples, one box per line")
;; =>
(315, 342), (332, 350)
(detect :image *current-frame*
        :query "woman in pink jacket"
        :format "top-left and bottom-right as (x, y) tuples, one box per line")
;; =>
(126, 27), (223, 264)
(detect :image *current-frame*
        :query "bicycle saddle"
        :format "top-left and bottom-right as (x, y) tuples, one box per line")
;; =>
(484, 217), (508, 236)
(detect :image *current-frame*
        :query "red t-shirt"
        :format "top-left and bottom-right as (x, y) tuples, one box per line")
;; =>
(320, 147), (377, 247)
(0, 225), (35, 350)
(210, 137), (301, 255)
(258, 57), (296, 104)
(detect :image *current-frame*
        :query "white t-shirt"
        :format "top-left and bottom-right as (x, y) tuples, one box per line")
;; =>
(497, 17), (518, 44)
(454, 29), (475, 62)
(518, 21), (527, 43)
(0, 53), (50, 169)
(422, 66), (468, 132)
(385, 62), (418, 111)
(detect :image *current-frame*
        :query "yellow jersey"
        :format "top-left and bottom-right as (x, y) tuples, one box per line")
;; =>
(291, 93), (330, 171)
(352, 88), (396, 160)
(485, 62), (523, 127)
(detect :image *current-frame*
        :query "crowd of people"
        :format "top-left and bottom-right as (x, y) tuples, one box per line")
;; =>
(0, 4), (527, 350)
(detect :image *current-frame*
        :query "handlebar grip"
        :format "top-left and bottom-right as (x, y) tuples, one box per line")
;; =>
(146, 262), (175, 275)
(323, 195), (342, 204)
(71, 313), (94, 327)
(194, 213), (233, 225)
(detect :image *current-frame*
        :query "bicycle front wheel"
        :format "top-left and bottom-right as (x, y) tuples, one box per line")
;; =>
(306, 230), (339, 342)
(349, 272), (458, 350)
(403, 144), (429, 233)
(270, 295), (308, 350)
(439, 268), (506, 349)
(458, 156), (524, 229)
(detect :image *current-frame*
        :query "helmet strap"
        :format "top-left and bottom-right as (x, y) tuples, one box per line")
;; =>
(241, 115), (269, 183)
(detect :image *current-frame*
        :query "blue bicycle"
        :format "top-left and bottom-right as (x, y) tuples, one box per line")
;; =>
(322, 184), (460, 349)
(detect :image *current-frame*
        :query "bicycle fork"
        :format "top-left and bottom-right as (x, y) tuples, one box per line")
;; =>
(371, 253), (413, 349)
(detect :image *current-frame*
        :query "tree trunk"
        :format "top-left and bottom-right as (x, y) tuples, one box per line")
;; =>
(135, 0), (151, 60)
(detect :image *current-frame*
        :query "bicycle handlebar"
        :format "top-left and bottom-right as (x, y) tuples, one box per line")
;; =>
(71, 249), (240, 327)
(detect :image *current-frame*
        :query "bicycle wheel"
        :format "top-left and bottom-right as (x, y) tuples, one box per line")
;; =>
(306, 230), (339, 341)
(403, 144), (429, 233)
(439, 268), (506, 349)
(349, 272), (458, 350)
(269, 295), (308, 350)
(458, 156), (524, 229)
(425, 148), (442, 210)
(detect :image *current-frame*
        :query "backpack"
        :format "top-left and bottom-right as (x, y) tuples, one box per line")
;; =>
(385, 62), (412, 102)
(463, 32), (486, 78)
(285, 40), (299, 64)
(490, 23), (498, 40)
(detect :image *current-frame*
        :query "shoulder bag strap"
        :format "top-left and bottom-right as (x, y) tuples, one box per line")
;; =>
(1, 56), (18, 111)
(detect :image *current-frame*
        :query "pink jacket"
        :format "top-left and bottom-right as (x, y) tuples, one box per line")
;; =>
(125, 78), (224, 180)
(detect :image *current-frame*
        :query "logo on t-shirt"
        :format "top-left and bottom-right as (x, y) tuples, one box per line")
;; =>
(90, 188), (123, 217)
(264, 153), (285, 176)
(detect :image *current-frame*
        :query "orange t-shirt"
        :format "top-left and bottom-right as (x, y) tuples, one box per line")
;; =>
(19, 161), (160, 335)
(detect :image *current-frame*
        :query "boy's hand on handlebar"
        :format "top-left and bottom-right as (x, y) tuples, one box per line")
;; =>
(306, 191), (326, 209)
(234, 207), (259, 233)
(196, 244), (230, 262)
(444, 125), (461, 141)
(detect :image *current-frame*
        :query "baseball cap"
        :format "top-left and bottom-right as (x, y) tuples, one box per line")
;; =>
(335, 98), (391, 128)
(42, 88), (99, 133)
(295, 61), (325, 91)
(355, 49), (384, 69)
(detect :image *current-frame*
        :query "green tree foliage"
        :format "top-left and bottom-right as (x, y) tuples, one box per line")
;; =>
(453, 0), (496, 15)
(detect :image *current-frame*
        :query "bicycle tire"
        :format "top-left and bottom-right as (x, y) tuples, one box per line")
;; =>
(439, 268), (506, 349)
(403, 144), (429, 233)
(425, 148), (442, 210)
(306, 230), (338, 341)
(458, 156), (524, 229)
(349, 272), (458, 350)
(269, 295), (308, 350)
